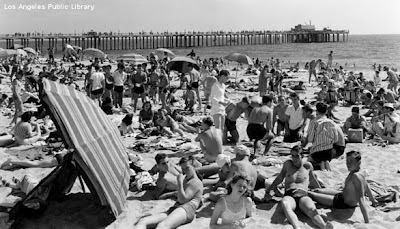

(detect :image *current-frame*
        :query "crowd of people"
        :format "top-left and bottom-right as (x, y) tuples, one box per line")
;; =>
(0, 48), (399, 229)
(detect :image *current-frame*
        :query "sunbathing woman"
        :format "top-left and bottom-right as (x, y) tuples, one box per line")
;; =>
(156, 109), (184, 137)
(138, 101), (154, 130)
(210, 173), (253, 229)
(119, 113), (134, 136)
(171, 110), (201, 134)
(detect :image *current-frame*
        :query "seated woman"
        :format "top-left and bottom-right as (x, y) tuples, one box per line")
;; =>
(119, 113), (135, 136)
(135, 157), (203, 229)
(210, 173), (253, 229)
(138, 101), (154, 130)
(156, 109), (184, 137)
(5, 111), (47, 147)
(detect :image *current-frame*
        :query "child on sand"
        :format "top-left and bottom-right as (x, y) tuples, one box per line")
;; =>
(138, 101), (154, 130)
(119, 113), (134, 136)
(307, 151), (377, 223)
(210, 173), (253, 229)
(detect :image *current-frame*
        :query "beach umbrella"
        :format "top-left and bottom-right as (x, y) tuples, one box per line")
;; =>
(156, 48), (175, 56)
(224, 52), (254, 65)
(224, 52), (254, 83)
(38, 79), (129, 216)
(16, 49), (28, 57)
(166, 56), (200, 73)
(23, 47), (37, 56)
(9, 44), (24, 49)
(0, 49), (17, 59)
(117, 53), (148, 65)
(83, 48), (106, 60)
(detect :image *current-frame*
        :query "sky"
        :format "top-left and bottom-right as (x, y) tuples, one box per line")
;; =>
(1, 0), (400, 35)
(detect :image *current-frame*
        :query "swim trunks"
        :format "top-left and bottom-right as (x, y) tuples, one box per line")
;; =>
(284, 188), (308, 207)
(225, 118), (237, 132)
(191, 82), (199, 89)
(283, 127), (301, 143)
(311, 148), (333, 163)
(114, 85), (124, 93)
(91, 88), (104, 96)
(166, 199), (199, 224)
(332, 193), (356, 209)
(246, 123), (267, 141)
(132, 85), (145, 94)
(105, 83), (114, 90)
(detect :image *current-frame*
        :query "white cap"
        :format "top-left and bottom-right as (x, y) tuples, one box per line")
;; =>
(216, 154), (231, 168)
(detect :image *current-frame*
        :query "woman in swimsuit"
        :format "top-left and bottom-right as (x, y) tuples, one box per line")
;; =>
(210, 173), (253, 229)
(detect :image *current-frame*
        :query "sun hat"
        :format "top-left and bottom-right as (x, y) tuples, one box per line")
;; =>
(234, 145), (251, 156)
(216, 154), (231, 168)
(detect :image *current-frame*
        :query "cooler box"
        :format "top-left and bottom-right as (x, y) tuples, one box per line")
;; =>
(348, 128), (363, 143)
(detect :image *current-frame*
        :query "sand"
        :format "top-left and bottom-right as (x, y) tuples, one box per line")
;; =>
(0, 61), (399, 229)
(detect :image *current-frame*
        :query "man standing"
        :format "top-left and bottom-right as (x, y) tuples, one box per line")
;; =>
(130, 65), (147, 113)
(384, 66), (399, 92)
(246, 96), (274, 155)
(284, 93), (303, 143)
(307, 151), (377, 223)
(263, 145), (332, 229)
(302, 102), (338, 171)
(89, 65), (105, 106)
(188, 64), (201, 110)
(273, 95), (288, 136)
(327, 51), (333, 68)
(112, 63), (127, 108)
(309, 59), (322, 84)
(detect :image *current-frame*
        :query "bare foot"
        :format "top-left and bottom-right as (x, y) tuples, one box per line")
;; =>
(325, 221), (334, 229)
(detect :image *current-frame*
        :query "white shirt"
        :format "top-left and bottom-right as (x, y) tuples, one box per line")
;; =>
(90, 71), (105, 91)
(112, 71), (127, 86)
(210, 81), (226, 116)
(285, 105), (303, 130)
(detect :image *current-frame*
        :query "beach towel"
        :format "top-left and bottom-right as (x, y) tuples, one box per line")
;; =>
(367, 180), (398, 207)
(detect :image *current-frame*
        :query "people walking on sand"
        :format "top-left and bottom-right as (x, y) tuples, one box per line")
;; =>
(10, 71), (24, 126)
(309, 59), (322, 84)
(112, 63), (127, 108)
(263, 145), (333, 229)
(158, 67), (169, 109)
(210, 70), (230, 132)
(210, 173), (253, 229)
(102, 65), (113, 102)
(383, 66), (399, 92)
(246, 95), (274, 155)
(135, 157), (203, 229)
(130, 65), (148, 113)
(307, 150), (377, 223)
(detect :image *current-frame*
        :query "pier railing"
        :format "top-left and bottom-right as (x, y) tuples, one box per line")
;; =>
(1, 30), (349, 53)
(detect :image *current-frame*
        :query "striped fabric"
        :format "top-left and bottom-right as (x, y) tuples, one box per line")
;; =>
(307, 115), (338, 154)
(42, 79), (129, 217)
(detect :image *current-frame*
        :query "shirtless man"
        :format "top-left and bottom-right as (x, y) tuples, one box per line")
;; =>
(383, 66), (399, 92)
(263, 145), (332, 229)
(327, 51), (333, 68)
(246, 95), (274, 155)
(130, 65), (147, 113)
(309, 59), (322, 84)
(195, 117), (222, 163)
(136, 157), (203, 229)
(307, 151), (377, 223)
(150, 153), (179, 199)
(188, 64), (201, 110)
(273, 95), (288, 136)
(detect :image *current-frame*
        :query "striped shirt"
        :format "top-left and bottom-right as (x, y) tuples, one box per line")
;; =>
(307, 115), (338, 154)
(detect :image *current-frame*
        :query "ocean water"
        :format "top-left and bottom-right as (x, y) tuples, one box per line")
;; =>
(1, 34), (399, 72)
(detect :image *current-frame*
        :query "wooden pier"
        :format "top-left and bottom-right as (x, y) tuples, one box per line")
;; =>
(1, 30), (349, 53)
